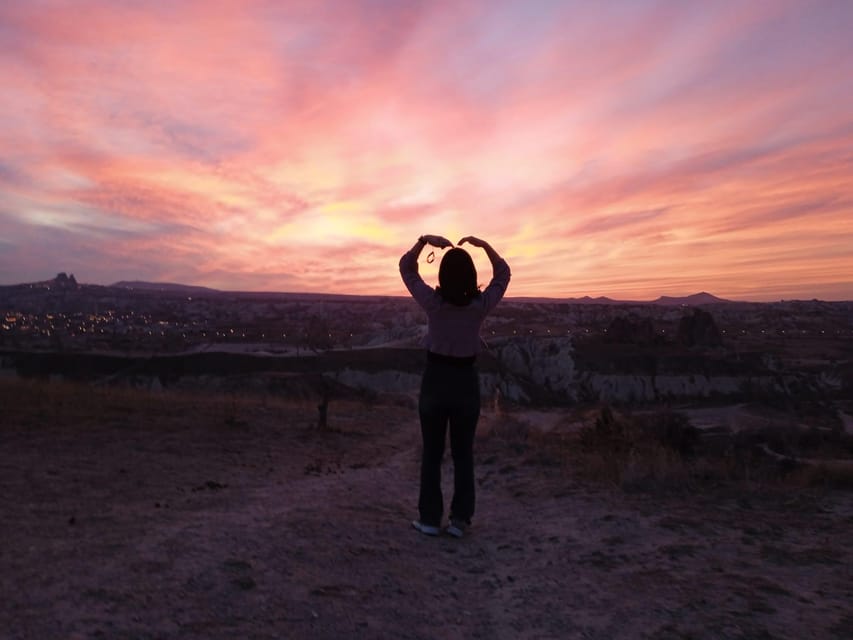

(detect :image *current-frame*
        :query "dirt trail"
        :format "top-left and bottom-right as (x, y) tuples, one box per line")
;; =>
(2, 396), (853, 639)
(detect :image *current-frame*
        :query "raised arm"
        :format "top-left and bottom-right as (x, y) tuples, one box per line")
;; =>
(399, 235), (453, 311)
(458, 236), (511, 312)
(459, 236), (501, 264)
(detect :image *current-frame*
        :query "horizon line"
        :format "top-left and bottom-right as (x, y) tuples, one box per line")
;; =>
(3, 275), (852, 304)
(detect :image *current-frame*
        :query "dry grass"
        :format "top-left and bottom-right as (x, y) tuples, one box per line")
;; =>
(486, 404), (853, 493)
(1, 376), (407, 444)
(0, 376), (335, 434)
(6, 377), (852, 493)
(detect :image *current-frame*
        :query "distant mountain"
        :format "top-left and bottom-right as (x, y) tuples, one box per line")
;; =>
(650, 292), (732, 305)
(509, 295), (620, 304)
(108, 282), (393, 301)
(509, 292), (734, 305)
(573, 295), (621, 304)
(0, 272), (80, 292)
(111, 281), (221, 294)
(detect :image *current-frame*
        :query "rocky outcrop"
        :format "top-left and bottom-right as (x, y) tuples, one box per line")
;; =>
(54, 273), (78, 290)
(332, 368), (421, 395)
(677, 309), (722, 347)
(490, 336), (575, 397)
(577, 372), (815, 404)
(606, 315), (656, 344)
(2, 328), (842, 408)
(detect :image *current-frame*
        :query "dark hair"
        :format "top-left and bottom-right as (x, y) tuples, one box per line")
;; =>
(436, 248), (480, 306)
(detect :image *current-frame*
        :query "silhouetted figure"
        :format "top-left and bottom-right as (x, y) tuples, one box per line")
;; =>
(400, 234), (511, 537)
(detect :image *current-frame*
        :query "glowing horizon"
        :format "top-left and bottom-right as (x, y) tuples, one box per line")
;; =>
(1, 1), (852, 301)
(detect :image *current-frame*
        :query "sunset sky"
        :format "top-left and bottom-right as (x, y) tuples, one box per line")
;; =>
(1, 1), (852, 301)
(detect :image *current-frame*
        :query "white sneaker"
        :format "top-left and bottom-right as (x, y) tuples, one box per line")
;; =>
(445, 520), (467, 538)
(411, 520), (440, 536)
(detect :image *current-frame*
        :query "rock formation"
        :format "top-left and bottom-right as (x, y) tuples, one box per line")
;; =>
(606, 315), (656, 344)
(54, 273), (78, 290)
(677, 308), (722, 347)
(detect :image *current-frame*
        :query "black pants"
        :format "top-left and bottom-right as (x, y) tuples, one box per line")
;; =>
(417, 358), (480, 527)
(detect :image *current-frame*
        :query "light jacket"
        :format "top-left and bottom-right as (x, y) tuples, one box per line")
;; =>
(399, 248), (511, 358)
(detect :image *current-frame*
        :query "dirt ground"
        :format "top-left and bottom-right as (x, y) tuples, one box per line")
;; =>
(2, 380), (852, 639)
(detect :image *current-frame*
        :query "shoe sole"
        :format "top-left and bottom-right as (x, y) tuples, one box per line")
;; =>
(411, 520), (440, 536)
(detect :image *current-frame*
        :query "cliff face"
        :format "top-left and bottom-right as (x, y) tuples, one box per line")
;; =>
(321, 334), (841, 408)
(677, 309), (723, 347)
(3, 334), (844, 409)
(490, 337), (575, 395)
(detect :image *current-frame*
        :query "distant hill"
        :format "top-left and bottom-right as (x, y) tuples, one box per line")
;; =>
(568, 295), (622, 304)
(509, 292), (734, 305)
(110, 281), (220, 295)
(509, 295), (620, 304)
(108, 281), (392, 302)
(0, 272), (79, 292)
(650, 292), (732, 305)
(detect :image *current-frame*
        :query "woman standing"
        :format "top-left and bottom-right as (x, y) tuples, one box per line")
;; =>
(399, 234), (511, 537)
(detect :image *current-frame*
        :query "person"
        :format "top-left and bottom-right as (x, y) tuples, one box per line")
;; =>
(399, 234), (511, 538)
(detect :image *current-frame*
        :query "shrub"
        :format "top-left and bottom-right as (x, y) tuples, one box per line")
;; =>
(580, 406), (698, 456)
(574, 406), (699, 488)
(632, 410), (700, 456)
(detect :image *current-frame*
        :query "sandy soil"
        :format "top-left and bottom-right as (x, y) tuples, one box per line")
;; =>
(2, 382), (852, 639)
